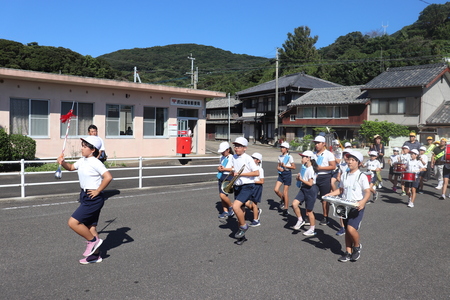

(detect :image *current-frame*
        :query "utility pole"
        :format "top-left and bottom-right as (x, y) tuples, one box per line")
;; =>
(274, 48), (279, 146)
(187, 53), (195, 88)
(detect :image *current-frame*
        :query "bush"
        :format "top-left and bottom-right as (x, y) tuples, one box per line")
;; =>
(0, 128), (11, 161)
(9, 134), (36, 160)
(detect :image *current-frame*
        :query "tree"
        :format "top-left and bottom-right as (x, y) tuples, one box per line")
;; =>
(278, 26), (319, 75)
(359, 120), (409, 145)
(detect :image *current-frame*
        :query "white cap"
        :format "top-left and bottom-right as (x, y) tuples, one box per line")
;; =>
(344, 142), (352, 148)
(419, 146), (426, 151)
(411, 149), (419, 155)
(402, 145), (410, 150)
(251, 152), (263, 163)
(299, 150), (316, 160)
(80, 136), (102, 150)
(232, 137), (248, 147)
(332, 139), (339, 145)
(217, 142), (230, 153)
(343, 148), (352, 154)
(314, 136), (326, 143)
(369, 151), (378, 156)
(280, 141), (290, 149)
(393, 147), (400, 151)
(345, 150), (363, 163)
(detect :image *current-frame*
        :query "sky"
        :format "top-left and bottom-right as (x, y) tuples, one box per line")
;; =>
(2, 0), (448, 60)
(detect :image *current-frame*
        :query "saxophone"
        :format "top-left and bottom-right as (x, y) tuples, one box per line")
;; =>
(221, 165), (245, 194)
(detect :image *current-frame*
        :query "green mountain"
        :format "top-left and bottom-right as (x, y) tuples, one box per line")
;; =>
(98, 44), (271, 93)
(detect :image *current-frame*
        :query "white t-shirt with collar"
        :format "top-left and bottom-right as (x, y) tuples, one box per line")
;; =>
(314, 149), (335, 175)
(231, 153), (258, 186)
(74, 156), (108, 190)
(339, 170), (370, 201)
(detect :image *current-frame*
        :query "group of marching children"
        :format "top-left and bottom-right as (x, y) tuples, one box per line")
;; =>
(217, 136), (370, 262)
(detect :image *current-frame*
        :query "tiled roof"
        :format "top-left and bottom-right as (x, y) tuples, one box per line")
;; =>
(426, 100), (450, 125)
(287, 86), (370, 107)
(363, 63), (450, 89)
(206, 97), (241, 109)
(236, 72), (341, 96)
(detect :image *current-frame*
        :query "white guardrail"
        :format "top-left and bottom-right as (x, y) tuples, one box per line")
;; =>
(0, 156), (218, 198)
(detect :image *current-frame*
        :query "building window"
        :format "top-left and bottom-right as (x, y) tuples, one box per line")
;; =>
(209, 109), (228, 119)
(106, 104), (134, 136)
(371, 98), (406, 115)
(177, 108), (198, 118)
(295, 106), (348, 119)
(60, 102), (94, 137)
(144, 107), (168, 137)
(290, 115), (296, 121)
(10, 98), (49, 137)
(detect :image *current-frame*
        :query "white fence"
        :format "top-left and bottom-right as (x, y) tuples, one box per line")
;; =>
(0, 156), (218, 198)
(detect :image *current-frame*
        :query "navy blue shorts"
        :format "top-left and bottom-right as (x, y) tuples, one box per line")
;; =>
(295, 185), (318, 211)
(234, 184), (255, 204)
(343, 207), (365, 230)
(331, 170), (339, 179)
(443, 167), (450, 179)
(71, 190), (105, 226)
(405, 179), (420, 189)
(389, 166), (394, 176)
(277, 170), (292, 186)
(316, 173), (332, 200)
(251, 184), (263, 203)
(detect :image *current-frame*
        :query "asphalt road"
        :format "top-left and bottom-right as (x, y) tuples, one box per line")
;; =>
(1, 167), (450, 299)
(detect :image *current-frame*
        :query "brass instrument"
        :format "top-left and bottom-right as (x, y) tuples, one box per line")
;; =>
(221, 165), (245, 194)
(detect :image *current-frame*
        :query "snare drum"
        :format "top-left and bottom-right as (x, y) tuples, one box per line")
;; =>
(402, 172), (416, 182)
(445, 145), (450, 162)
(363, 172), (372, 184)
(394, 163), (406, 173)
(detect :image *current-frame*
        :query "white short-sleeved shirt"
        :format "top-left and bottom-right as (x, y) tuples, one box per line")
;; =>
(419, 154), (428, 166)
(364, 159), (381, 172)
(315, 149), (335, 175)
(219, 154), (233, 175)
(302, 165), (316, 185)
(400, 153), (411, 164)
(390, 155), (399, 165)
(406, 159), (425, 174)
(278, 154), (294, 168)
(254, 165), (264, 182)
(339, 170), (370, 201)
(74, 156), (108, 189)
(338, 161), (349, 175)
(231, 153), (258, 186)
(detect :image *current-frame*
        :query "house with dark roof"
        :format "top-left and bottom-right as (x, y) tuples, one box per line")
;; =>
(280, 86), (370, 141)
(425, 100), (450, 139)
(363, 63), (450, 141)
(235, 72), (341, 143)
(205, 97), (242, 140)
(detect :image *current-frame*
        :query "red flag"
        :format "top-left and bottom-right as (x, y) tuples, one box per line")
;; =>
(60, 109), (76, 123)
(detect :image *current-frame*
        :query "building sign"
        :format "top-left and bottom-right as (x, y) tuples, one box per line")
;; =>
(169, 123), (178, 137)
(171, 98), (202, 107)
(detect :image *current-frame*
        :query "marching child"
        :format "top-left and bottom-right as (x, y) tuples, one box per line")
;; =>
(335, 149), (351, 236)
(246, 153), (264, 227)
(274, 142), (296, 217)
(363, 151), (382, 202)
(216, 142), (235, 219)
(405, 149), (426, 208)
(388, 147), (400, 192)
(291, 151), (319, 236)
(326, 150), (370, 262)
(230, 137), (260, 240)
(57, 136), (113, 264)
(400, 146), (411, 196)
(417, 146), (428, 194)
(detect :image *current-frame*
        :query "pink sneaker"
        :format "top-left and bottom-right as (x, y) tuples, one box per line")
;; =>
(392, 187), (397, 192)
(83, 238), (103, 257)
(79, 252), (103, 264)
